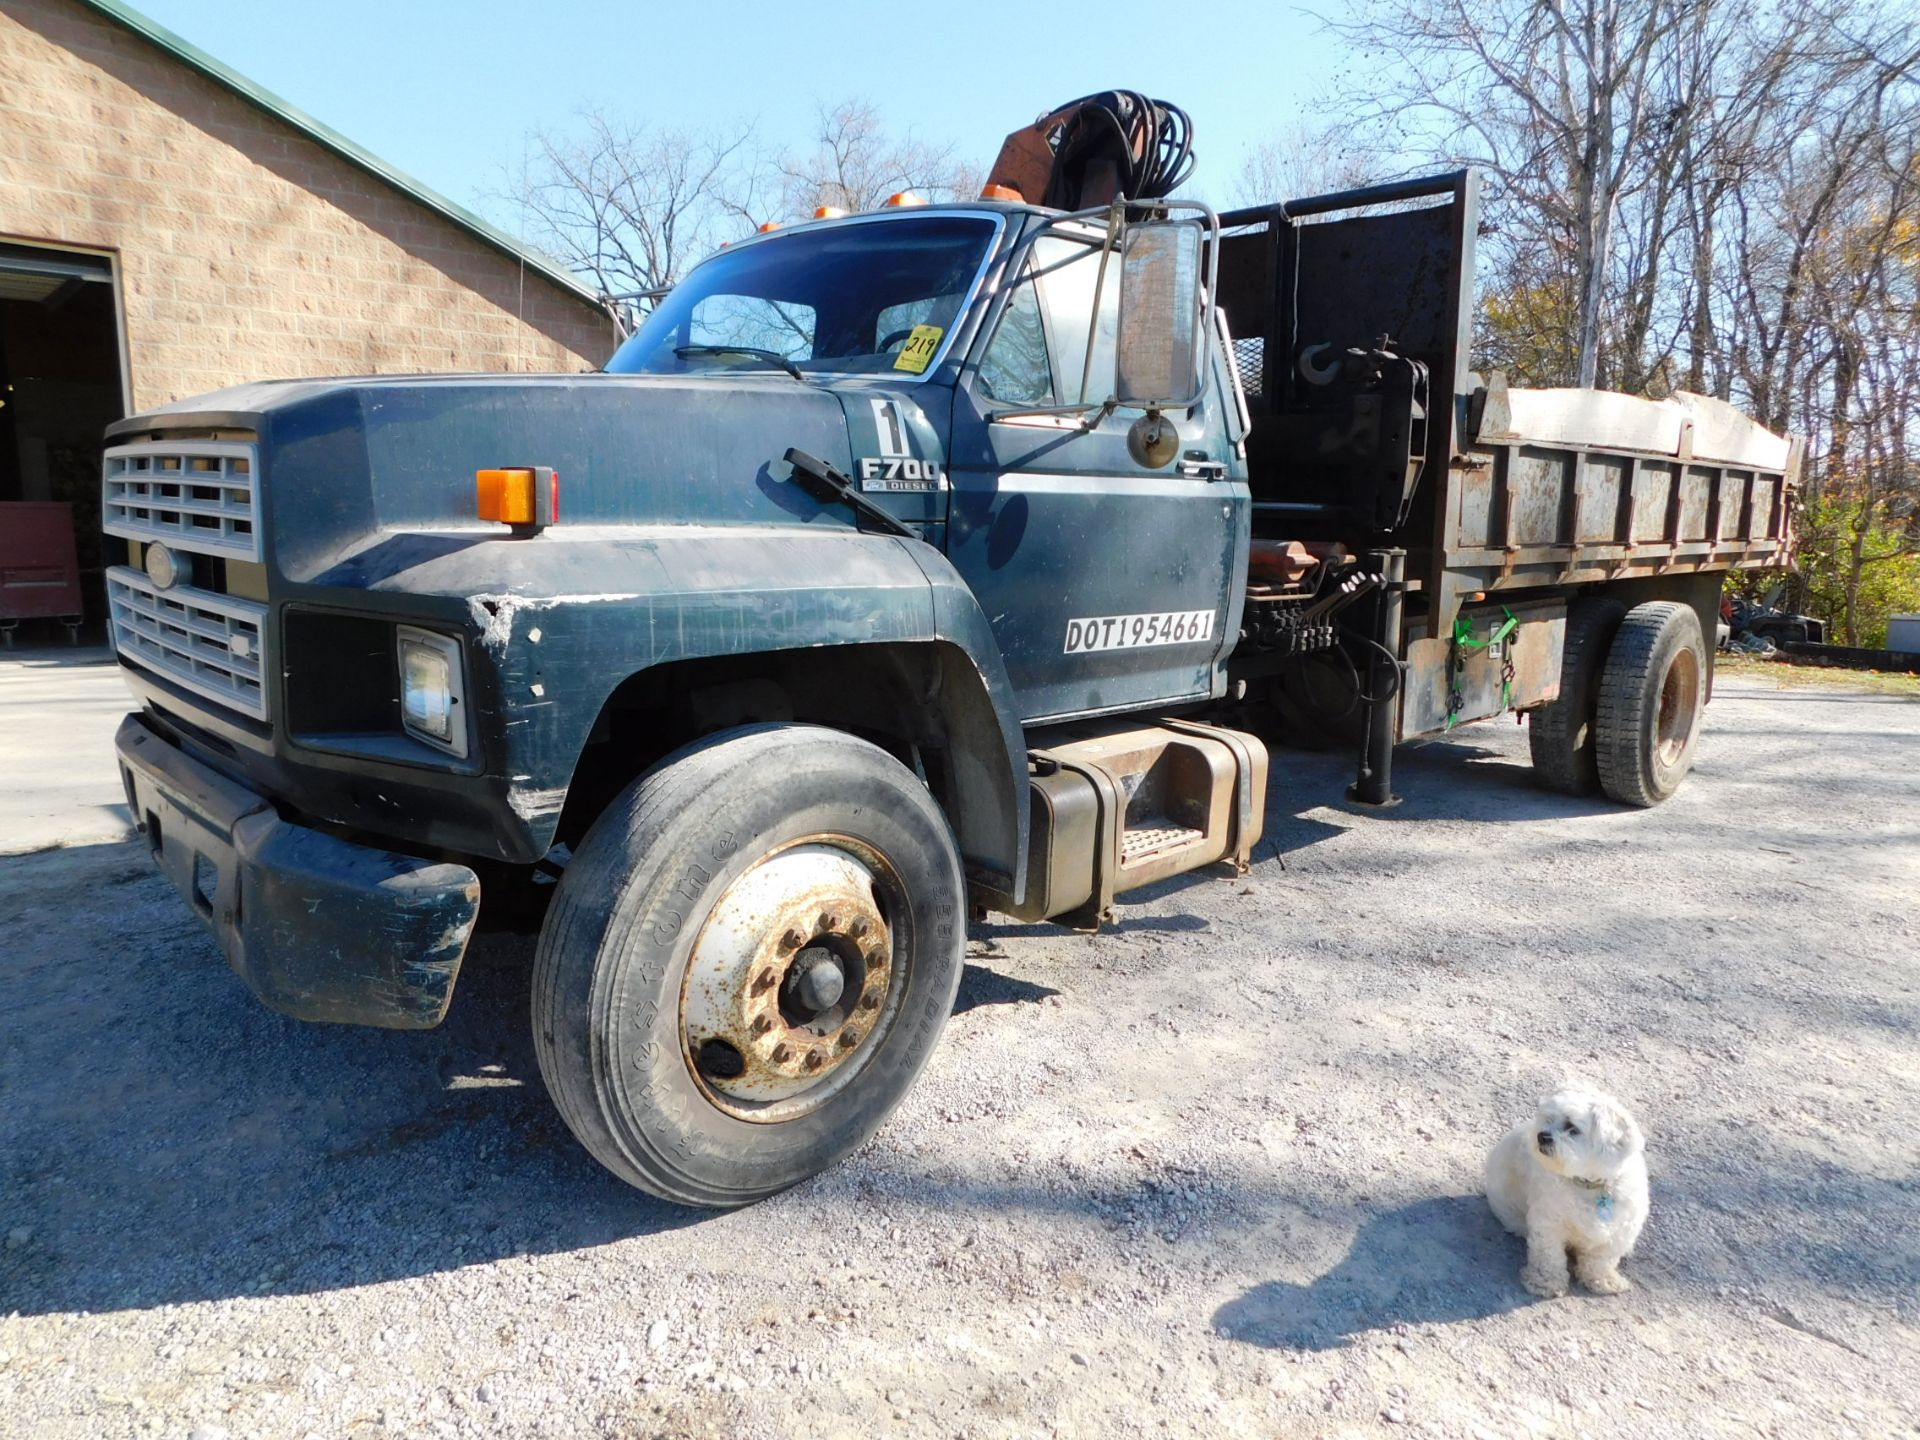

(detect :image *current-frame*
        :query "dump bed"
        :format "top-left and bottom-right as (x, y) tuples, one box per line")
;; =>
(1216, 172), (1796, 637)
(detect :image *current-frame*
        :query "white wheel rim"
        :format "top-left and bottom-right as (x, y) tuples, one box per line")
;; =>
(680, 839), (898, 1122)
(1655, 647), (1702, 766)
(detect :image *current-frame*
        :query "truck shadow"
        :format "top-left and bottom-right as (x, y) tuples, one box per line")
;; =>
(1257, 734), (1623, 826)
(952, 961), (1061, 1015)
(0, 846), (703, 1317)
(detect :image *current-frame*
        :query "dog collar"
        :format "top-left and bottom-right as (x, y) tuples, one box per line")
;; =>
(1566, 1175), (1618, 1219)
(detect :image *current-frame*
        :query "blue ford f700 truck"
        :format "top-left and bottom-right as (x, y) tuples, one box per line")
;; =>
(103, 165), (1794, 1205)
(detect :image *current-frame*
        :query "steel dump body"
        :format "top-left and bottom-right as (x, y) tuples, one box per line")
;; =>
(1216, 171), (1793, 745)
(1457, 382), (1792, 596)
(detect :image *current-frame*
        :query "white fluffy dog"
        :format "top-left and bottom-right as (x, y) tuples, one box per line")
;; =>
(1485, 1084), (1648, 1297)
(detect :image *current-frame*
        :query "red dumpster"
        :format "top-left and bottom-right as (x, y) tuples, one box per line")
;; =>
(0, 501), (84, 638)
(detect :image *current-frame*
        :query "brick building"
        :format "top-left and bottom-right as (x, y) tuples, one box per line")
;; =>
(0, 0), (615, 635)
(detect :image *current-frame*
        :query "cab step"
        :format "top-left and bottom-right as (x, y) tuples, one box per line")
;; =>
(981, 719), (1268, 930)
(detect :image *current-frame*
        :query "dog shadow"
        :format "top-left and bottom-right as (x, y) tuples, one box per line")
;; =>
(1214, 1195), (1528, 1350)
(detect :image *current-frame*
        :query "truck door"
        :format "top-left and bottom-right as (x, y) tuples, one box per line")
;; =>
(945, 232), (1248, 723)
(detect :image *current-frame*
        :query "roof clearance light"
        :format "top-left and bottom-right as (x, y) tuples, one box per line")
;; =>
(884, 191), (927, 208)
(980, 183), (1023, 202)
(757, 221), (781, 233)
(477, 466), (558, 536)
(812, 205), (847, 220)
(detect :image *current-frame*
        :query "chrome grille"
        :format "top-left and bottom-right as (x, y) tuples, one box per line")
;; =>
(103, 439), (260, 561)
(107, 566), (269, 720)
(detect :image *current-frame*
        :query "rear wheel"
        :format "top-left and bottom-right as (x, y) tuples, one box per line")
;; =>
(1528, 598), (1627, 795)
(531, 723), (964, 1206)
(1593, 602), (1707, 807)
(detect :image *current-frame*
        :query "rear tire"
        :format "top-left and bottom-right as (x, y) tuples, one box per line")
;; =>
(531, 723), (964, 1206)
(1528, 598), (1627, 795)
(1594, 602), (1707, 807)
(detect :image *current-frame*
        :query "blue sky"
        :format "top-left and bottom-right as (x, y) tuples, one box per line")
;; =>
(129, 0), (1358, 231)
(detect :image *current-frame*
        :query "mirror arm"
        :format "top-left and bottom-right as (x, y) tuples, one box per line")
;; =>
(1078, 198), (1127, 407)
(987, 398), (1118, 429)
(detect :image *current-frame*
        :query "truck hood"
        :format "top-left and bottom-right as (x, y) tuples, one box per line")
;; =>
(114, 372), (866, 584)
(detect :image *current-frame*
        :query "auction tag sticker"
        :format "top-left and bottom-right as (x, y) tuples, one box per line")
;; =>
(892, 324), (944, 374)
(1065, 610), (1216, 653)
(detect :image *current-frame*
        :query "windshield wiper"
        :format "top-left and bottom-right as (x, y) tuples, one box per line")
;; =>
(783, 448), (916, 539)
(674, 345), (808, 382)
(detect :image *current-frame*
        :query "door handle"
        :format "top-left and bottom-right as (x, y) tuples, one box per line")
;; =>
(1176, 459), (1226, 480)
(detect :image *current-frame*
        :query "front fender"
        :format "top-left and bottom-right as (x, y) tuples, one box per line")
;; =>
(355, 525), (1029, 891)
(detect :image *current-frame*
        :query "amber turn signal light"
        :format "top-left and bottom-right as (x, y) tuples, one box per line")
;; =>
(476, 466), (558, 536)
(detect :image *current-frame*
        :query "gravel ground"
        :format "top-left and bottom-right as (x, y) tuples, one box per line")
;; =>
(0, 649), (131, 856)
(2, 673), (1916, 1440)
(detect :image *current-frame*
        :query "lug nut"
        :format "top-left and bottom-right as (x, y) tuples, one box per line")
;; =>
(752, 968), (776, 994)
(848, 916), (869, 938)
(858, 991), (880, 1012)
(837, 1029), (859, 1049)
(804, 1049), (824, 1071)
(818, 910), (840, 931)
(781, 928), (806, 951)
(751, 1015), (772, 1035)
(771, 1043), (792, 1063)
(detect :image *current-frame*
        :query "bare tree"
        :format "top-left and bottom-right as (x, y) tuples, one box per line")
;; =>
(1290, 0), (1918, 638)
(1329, 0), (1682, 387)
(502, 111), (755, 314)
(1231, 120), (1387, 208)
(1801, 108), (1920, 641)
(763, 100), (979, 223)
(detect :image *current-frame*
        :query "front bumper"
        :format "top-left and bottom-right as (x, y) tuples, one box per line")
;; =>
(116, 713), (481, 1029)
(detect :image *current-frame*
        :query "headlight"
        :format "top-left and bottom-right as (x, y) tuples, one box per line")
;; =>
(397, 626), (467, 758)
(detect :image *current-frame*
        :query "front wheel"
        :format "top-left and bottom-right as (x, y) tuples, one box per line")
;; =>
(531, 724), (964, 1206)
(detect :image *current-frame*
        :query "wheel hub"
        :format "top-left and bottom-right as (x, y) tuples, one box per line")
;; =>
(681, 843), (895, 1116)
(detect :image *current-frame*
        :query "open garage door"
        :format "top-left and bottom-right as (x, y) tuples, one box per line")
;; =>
(0, 242), (127, 643)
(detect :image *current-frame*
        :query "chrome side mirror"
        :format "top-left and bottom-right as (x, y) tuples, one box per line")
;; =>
(1115, 218), (1206, 409)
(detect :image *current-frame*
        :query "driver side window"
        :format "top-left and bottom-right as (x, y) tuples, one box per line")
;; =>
(976, 236), (1119, 408)
(1033, 237), (1117, 405)
(977, 265), (1052, 404)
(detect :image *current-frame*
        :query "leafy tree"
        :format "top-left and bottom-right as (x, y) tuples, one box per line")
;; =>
(1779, 492), (1920, 648)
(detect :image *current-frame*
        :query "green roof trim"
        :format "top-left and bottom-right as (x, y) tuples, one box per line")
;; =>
(77, 0), (603, 308)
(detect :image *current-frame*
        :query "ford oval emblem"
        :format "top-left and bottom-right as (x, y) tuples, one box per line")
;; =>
(145, 542), (180, 591)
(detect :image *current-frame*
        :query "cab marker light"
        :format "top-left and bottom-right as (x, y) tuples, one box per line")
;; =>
(884, 191), (927, 207)
(477, 466), (559, 536)
(980, 183), (1022, 202)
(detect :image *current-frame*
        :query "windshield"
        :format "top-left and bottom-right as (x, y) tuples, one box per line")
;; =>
(606, 214), (1000, 380)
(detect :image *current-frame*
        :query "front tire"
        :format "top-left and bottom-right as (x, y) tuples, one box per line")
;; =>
(531, 724), (964, 1206)
(1593, 602), (1707, 807)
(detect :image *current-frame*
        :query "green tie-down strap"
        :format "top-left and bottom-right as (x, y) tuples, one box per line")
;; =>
(1446, 607), (1521, 729)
